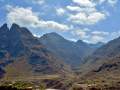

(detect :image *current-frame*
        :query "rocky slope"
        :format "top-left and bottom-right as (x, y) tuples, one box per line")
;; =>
(80, 36), (120, 82)
(0, 23), (72, 80)
(39, 32), (102, 68)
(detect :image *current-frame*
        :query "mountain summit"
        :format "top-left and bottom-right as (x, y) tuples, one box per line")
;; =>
(0, 23), (72, 79)
(39, 32), (101, 68)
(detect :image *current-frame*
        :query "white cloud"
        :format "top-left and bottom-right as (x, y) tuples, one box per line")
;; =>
(66, 3), (105, 25)
(72, 0), (95, 7)
(108, 0), (118, 6)
(33, 34), (41, 38)
(91, 31), (109, 36)
(68, 12), (105, 25)
(72, 0), (118, 7)
(111, 31), (120, 39)
(56, 8), (65, 16)
(6, 6), (69, 31)
(36, 21), (69, 31)
(66, 0), (117, 25)
(71, 29), (90, 39)
(90, 31), (110, 43)
(69, 38), (77, 42)
(66, 5), (96, 13)
(66, 6), (81, 12)
(97, 0), (106, 4)
(90, 35), (105, 43)
(29, 0), (45, 5)
(71, 28), (110, 43)
(96, 0), (118, 6)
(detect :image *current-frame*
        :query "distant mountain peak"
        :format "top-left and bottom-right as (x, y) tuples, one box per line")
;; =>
(43, 32), (63, 38)
(76, 40), (86, 44)
(39, 32), (99, 68)
(11, 23), (20, 28)
(46, 32), (59, 35)
(1, 23), (8, 28)
(40, 32), (66, 42)
(10, 23), (20, 30)
(0, 23), (9, 33)
(10, 23), (21, 32)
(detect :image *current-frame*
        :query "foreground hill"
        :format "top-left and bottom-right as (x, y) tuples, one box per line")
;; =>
(80, 36), (120, 83)
(0, 23), (72, 80)
(39, 32), (102, 68)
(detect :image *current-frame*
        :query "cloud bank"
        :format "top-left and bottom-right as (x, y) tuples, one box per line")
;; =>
(6, 6), (70, 31)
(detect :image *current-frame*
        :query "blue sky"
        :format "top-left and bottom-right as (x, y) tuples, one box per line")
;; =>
(0, 0), (120, 43)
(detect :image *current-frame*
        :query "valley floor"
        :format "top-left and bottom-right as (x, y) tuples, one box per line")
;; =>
(1, 76), (120, 90)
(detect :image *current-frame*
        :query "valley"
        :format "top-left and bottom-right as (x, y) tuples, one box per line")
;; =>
(0, 0), (120, 89)
(0, 23), (120, 90)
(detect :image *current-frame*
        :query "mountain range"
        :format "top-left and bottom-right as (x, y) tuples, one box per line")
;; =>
(79, 36), (120, 82)
(1, 23), (120, 84)
(39, 32), (103, 68)
(0, 23), (72, 80)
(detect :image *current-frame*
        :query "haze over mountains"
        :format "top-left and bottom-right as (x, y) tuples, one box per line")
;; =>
(39, 32), (103, 68)
(1, 23), (120, 87)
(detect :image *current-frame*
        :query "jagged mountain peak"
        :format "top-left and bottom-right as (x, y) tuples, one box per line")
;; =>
(10, 23), (20, 29)
(0, 23), (33, 36)
(0, 24), (71, 77)
(0, 23), (9, 33)
(9, 23), (33, 36)
(0, 23), (8, 29)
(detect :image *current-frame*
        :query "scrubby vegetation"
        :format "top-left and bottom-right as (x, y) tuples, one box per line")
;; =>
(0, 81), (46, 90)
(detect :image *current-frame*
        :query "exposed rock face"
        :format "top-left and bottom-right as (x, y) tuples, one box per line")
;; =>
(0, 23), (72, 79)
